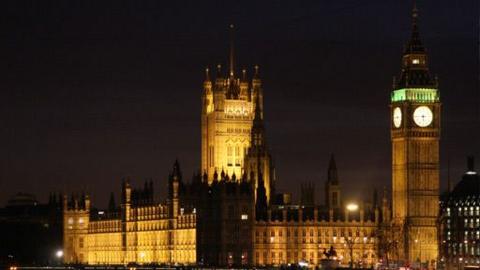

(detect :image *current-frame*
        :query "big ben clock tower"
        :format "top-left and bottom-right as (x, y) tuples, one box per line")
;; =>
(391, 2), (440, 266)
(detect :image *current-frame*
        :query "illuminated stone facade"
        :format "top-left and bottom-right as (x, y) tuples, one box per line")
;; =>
(63, 163), (196, 265)
(200, 27), (274, 204)
(252, 209), (382, 266)
(390, 3), (440, 267)
(63, 9), (446, 266)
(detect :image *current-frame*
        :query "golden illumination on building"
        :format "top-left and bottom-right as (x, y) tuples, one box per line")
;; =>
(63, 172), (196, 265)
(390, 2), (440, 266)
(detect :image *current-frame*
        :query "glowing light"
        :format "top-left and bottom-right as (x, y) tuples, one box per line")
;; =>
(298, 261), (309, 267)
(412, 59), (420, 64)
(241, 214), (248, 220)
(56, 250), (63, 258)
(391, 88), (439, 103)
(346, 203), (359, 212)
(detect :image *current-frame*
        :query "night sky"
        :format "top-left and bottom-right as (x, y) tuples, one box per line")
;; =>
(1, 0), (479, 207)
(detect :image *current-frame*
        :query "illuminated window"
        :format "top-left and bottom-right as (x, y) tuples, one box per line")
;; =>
(78, 218), (84, 224)
(412, 59), (420, 64)
(241, 214), (248, 220)
(68, 218), (74, 224)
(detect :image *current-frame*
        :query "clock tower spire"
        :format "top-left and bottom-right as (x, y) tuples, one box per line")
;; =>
(390, 1), (440, 266)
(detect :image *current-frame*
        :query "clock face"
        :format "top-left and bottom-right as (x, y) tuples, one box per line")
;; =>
(393, 107), (402, 128)
(413, 106), (433, 127)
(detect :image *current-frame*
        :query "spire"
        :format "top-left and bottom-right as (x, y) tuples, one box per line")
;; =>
(394, 0), (435, 89)
(229, 24), (235, 77)
(405, 0), (425, 54)
(327, 154), (338, 185)
(253, 65), (260, 80)
(171, 159), (182, 181)
(205, 67), (210, 82)
(250, 90), (265, 148)
(254, 90), (263, 122)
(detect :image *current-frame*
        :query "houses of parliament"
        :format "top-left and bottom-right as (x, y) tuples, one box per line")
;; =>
(63, 4), (441, 268)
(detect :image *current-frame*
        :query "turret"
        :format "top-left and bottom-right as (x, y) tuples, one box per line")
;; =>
(62, 193), (90, 264)
(251, 65), (262, 112)
(213, 64), (225, 111)
(168, 160), (182, 218)
(394, 1), (436, 89)
(255, 170), (268, 221)
(325, 154), (341, 209)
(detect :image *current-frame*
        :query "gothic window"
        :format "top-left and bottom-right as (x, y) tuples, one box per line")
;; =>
(227, 146), (232, 156)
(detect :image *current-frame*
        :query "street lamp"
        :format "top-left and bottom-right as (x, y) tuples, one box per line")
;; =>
(55, 249), (63, 266)
(414, 238), (422, 269)
(346, 203), (359, 269)
(346, 203), (359, 212)
(56, 250), (63, 258)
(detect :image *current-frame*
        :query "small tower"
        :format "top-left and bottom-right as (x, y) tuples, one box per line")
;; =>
(244, 90), (275, 204)
(168, 159), (182, 218)
(63, 193), (90, 264)
(325, 154), (341, 209)
(255, 169), (268, 221)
